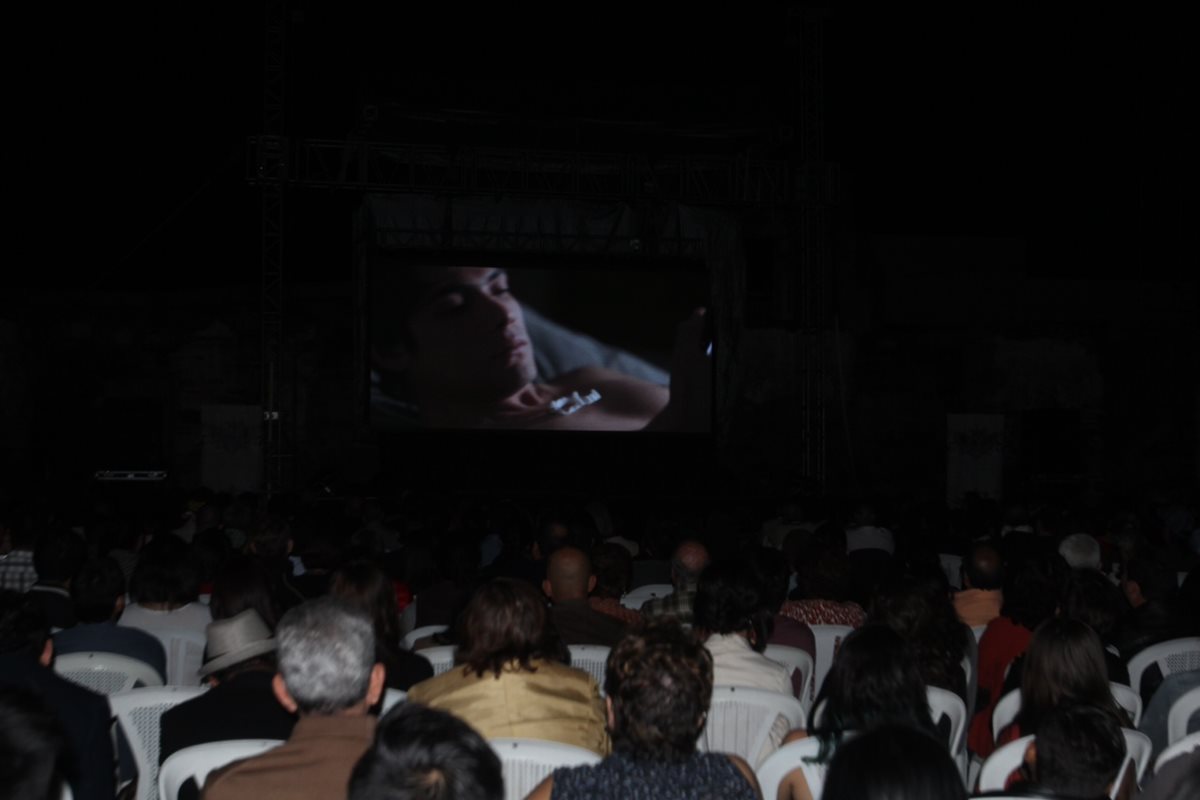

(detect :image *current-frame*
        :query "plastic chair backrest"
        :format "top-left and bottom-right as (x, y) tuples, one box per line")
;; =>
(402, 624), (449, 651)
(109, 686), (209, 800)
(1127, 637), (1200, 698)
(977, 733), (1034, 792)
(417, 645), (457, 675)
(619, 583), (673, 610)
(54, 652), (164, 695)
(992, 687), (1022, 742)
(1121, 727), (1152, 785)
(566, 645), (610, 688)
(1154, 730), (1200, 775)
(699, 685), (807, 768)
(1109, 681), (1143, 727)
(939, 553), (963, 589)
(927, 685), (967, 757)
(754, 736), (828, 800)
(763, 644), (814, 703)
(381, 688), (406, 715)
(489, 738), (601, 800)
(1166, 685), (1200, 745)
(808, 625), (853, 702)
(148, 628), (207, 687)
(158, 739), (283, 800)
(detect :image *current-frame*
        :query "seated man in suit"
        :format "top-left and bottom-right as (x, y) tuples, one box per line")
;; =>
(54, 556), (167, 681)
(543, 547), (628, 648)
(160, 609), (297, 800)
(202, 598), (385, 800)
(0, 590), (113, 800)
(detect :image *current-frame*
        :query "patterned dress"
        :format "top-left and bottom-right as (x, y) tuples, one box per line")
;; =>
(550, 751), (758, 800)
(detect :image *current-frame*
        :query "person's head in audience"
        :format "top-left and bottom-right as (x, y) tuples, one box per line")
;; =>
(542, 547), (595, 603)
(129, 533), (200, 608)
(589, 543), (632, 601)
(271, 597), (385, 717)
(191, 527), (232, 590)
(869, 576), (967, 695)
(248, 515), (293, 564)
(198, 608), (278, 686)
(961, 542), (1004, 590)
(797, 536), (855, 602)
(330, 561), (403, 651)
(32, 527), (87, 588)
(1016, 617), (1129, 735)
(809, 624), (934, 758)
(456, 578), (565, 678)
(669, 540), (709, 589)
(1058, 533), (1103, 571)
(1002, 553), (1067, 631)
(70, 557), (127, 624)
(1121, 553), (1176, 609)
(1024, 703), (1129, 800)
(210, 555), (279, 627)
(693, 559), (772, 651)
(821, 725), (966, 800)
(0, 590), (52, 665)
(1061, 568), (1127, 645)
(747, 545), (791, 616)
(348, 702), (503, 800)
(0, 686), (68, 800)
(604, 619), (712, 762)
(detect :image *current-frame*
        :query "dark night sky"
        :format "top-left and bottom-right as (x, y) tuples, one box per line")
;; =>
(8, 6), (1193, 291)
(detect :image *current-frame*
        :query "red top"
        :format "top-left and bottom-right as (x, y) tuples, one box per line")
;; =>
(967, 615), (1033, 757)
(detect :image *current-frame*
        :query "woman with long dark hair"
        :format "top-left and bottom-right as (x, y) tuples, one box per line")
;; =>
(776, 625), (936, 800)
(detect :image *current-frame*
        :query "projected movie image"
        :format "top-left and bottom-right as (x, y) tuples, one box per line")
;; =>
(370, 264), (710, 432)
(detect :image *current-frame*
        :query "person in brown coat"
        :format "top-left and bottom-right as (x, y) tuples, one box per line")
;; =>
(202, 598), (385, 800)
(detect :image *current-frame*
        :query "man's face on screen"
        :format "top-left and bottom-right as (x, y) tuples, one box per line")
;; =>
(398, 266), (537, 401)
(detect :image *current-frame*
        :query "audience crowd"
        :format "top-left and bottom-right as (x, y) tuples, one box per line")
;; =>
(0, 483), (1198, 799)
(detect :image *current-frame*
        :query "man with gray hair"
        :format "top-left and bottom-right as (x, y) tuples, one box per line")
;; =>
(203, 598), (385, 800)
(1058, 533), (1103, 571)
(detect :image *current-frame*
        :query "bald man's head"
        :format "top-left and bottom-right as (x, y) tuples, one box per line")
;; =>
(670, 540), (710, 588)
(963, 543), (1004, 590)
(543, 547), (594, 602)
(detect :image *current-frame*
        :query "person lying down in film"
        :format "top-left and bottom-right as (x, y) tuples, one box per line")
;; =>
(371, 266), (710, 431)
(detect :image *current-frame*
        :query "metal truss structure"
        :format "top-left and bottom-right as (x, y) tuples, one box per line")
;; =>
(254, 3), (834, 491)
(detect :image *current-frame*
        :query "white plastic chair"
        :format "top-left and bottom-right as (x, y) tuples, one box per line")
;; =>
(381, 688), (406, 715)
(109, 686), (209, 800)
(54, 652), (164, 695)
(991, 688), (1022, 742)
(1166, 685), (1200, 745)
(928, 685), (968, 759)
(1127, 637), (1200, 697)
(993, 683), (1142, 741)
(755, 736), (829, 800)
(940, 553), (963, 589)
(977, 733), (1034, 792)
(158, 739), (283, 800)
(402, 624), (449, 651)
(1154, 730), (1200, 775)
(417, 645), (457, 675)
(763, 644), (814, 703)
(566, 644), (610, 688)
(1122, 727), (1152, 785)
(808, 624), (854, 702)
(1109, 681), (1143, 727)
(620, 583), (673, 610)
(489, 738), (600, 800)
(699, 685), (807, 768)
(149, 628), (207, 687)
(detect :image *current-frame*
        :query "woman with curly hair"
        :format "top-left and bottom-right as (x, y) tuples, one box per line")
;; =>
(526, 620), (759, 799)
